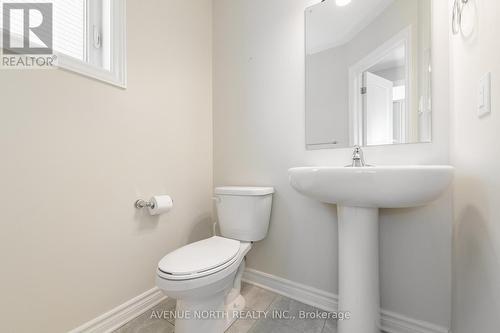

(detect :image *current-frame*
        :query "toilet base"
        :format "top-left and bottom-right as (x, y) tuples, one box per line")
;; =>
(168, 257), (248, 333)
(172, 290), (246, 333)
(224, 291), (246, 331)
(174, 291), (227, 333)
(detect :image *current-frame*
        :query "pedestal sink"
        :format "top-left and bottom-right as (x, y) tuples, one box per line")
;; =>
(288, 166), (454, 333)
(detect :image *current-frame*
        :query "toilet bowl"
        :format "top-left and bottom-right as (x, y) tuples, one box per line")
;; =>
(156, 186), (274, 333)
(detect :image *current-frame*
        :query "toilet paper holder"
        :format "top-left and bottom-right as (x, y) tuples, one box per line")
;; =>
(135, 195), (174, 216)
(135, 199), (155, 209)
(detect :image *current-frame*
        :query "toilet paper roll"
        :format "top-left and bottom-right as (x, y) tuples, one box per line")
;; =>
(148, 195), (173, 216)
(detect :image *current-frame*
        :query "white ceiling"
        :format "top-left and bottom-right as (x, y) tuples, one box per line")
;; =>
(306, 0), (395, 54)
(368, 44), (406, 73)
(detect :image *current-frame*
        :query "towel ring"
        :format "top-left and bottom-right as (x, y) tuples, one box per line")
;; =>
(452, 0), (470, 35)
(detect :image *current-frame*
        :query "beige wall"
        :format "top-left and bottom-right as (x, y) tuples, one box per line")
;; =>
(213, 0), (452, 328)
(0, 1), (213, 332)
(451, 0), (500, 331)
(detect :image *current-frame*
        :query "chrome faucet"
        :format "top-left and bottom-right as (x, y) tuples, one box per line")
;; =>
(348, 145), (370, 167)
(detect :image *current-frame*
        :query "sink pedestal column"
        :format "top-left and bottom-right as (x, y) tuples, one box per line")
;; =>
(337, 206), (381, 333)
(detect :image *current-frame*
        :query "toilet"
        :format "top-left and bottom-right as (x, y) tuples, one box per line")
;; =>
(156, 186), (274, 333)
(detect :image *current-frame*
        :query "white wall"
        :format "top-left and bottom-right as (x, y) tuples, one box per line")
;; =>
(213, 0), (452, 328)
(450, 0), (500, 331)
(0, 1), (213, 332)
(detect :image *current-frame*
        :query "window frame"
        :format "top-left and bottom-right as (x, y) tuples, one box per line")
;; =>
(56, 0), (126, 88)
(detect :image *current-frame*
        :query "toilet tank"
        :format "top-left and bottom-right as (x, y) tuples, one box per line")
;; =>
(214, 187), (274, 242)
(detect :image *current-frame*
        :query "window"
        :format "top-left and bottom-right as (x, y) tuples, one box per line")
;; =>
(1, 0), (126, 87)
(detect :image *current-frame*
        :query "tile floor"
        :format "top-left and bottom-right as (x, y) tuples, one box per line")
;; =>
(113, 283), (337, 333)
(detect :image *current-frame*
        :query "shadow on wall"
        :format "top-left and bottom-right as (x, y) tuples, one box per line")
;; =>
(134, 208), (161, 231)
(132, 204), (212, 243)
(453, 178), (500, 331)
(188, 214), (214, 243)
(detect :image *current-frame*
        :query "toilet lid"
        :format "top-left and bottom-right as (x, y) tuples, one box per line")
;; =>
(158, 237), (241, 278)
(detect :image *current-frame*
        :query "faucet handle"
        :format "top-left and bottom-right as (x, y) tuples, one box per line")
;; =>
(352, 145), (363, 159)
(348, 145), (372, 167)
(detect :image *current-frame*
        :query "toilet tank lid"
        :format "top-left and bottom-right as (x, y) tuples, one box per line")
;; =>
(215, 186), (274, 196)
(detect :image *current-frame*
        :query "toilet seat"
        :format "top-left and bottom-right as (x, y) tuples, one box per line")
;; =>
(158, 236), (241, 281)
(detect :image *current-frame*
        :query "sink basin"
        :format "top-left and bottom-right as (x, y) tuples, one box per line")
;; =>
(289, 166), (454, 208)
(288, 165), (454, 333)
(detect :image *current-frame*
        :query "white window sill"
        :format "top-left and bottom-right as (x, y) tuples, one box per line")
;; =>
(56, 52), (127, 89)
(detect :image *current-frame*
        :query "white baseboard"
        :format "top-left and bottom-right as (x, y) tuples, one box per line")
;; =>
(68, 270), (449, 333)
(243, 268), (339, 313)
(243, 268), (449, 333)
(68, 287), (166, 333)
(380, 310), (450, 333)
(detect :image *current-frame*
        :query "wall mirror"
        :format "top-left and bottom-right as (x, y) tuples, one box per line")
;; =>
(305, 0), (432, 149)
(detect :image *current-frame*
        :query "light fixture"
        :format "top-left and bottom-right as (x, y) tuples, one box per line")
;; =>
(336, 0), (352, 6)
